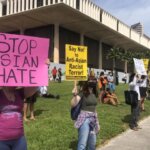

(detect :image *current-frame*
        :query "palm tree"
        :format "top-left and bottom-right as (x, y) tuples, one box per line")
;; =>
(121, 50), (134, 72)
(107, 47), (123, 85)
(107, 47), (123, 70)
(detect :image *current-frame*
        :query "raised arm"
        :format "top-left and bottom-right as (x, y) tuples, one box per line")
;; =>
(70, 81), (81, 107)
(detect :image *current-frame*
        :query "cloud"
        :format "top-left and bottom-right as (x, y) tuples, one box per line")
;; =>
(95, 0), (150, 36)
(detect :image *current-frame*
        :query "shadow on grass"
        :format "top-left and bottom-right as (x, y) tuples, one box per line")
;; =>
(34, 109), (49, 116)
(69, 140), (77, 150)
(122, 114), (131, 123)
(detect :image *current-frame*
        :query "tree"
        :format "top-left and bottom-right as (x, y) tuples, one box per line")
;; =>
(107, 47), (123, 85)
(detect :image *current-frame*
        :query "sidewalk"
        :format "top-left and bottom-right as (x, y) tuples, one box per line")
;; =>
(97, 116), (150, 150)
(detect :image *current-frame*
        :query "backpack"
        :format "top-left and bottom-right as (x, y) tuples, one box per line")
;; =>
(71, 97), (83, 120)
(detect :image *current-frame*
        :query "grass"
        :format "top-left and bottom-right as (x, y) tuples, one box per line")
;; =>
(24, 81), (150, 150)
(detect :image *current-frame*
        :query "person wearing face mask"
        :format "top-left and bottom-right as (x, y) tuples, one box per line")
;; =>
(71, 81), (100, 150)
(107, 71), (115, 93)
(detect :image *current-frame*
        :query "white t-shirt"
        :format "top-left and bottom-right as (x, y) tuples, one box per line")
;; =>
(129, 76), (141, 100)
(107, 75), (114, 82)
(40, 86), (48, 95)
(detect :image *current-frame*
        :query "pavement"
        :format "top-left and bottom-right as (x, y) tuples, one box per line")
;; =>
(96, 116), (150, 150)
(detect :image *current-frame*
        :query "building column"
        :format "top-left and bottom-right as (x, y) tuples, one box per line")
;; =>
(80, 33), (84, 45)
(18, 0), (21, 12)
(124, 49), (128, 73)
(0, 2), (2, 17)
(43, 0), (46, 6)
(6, 0), (10, 15)
(98, 41), (102, 69)
(54, 24), (59, 63)
(10, 0), (13, 14)
(34, 0), (37, 8)
(124, 61), (127, 73)
(14, 0), (17, 13)
(30, 0), (33, 9)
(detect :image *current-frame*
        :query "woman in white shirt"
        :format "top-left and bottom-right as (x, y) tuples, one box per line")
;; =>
(128, 73), (141, 131)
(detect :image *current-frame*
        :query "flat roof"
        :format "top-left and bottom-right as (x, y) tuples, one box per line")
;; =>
(0, 3), (149, 50)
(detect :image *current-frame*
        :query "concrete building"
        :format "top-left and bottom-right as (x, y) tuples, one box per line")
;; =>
(131, 22), (144, 36)
(0, 0), (150, 72)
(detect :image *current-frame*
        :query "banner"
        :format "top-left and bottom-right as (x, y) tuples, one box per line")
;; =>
(0, 33), (49, 86)
(133, 58), (147, 75)
(65, 44), (87, 81)
(142, 59), (149, 71)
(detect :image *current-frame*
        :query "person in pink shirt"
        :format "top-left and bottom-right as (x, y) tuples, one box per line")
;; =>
(0, 86), (38, 150)
(52, 66), (57, 81)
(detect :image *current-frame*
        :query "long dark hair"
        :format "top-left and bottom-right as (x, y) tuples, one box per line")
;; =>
(78, 81), (97, 97)
(129, 73), (135, 83)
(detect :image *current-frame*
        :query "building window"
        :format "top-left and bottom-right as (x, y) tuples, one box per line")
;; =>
(2, 5), (6, 15)
(37, 0), (43, 7)
(59, 27), (80, 64)
(84, 36), (99, 68)
(76, 0), (80, 10)
(25, 25), (54, 62)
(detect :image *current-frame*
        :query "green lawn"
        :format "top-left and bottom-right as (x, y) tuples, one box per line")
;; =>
(25, 81), (150, 150)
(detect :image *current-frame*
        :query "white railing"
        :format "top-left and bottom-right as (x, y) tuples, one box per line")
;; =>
(101, 10), (117, 31)
(118, 21), (130, 38)
(0, 0), (150, 49)
(79, 0), (100, 21)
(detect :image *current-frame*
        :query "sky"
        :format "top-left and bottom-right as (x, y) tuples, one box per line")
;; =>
(93, 0), (150, 37)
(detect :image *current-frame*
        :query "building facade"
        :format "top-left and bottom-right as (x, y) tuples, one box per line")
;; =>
(0, 0), (150, 72)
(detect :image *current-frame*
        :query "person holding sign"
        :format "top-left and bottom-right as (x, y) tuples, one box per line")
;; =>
(0, 86), (38, 150)
(139, 75), (148, 111)
(71, 81), (100, 150)
(128, 73), (141, 131)
(0, 57), (50, 150)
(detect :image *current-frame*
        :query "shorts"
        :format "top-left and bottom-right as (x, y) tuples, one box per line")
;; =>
(139, 87), (147, 98)
(24, 93), (38, 103)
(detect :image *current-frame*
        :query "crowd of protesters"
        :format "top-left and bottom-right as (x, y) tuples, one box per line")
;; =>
(1, 60), (149, 150)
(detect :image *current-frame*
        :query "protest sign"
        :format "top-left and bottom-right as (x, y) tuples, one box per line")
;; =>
(133, 58), (147, 75)
(0, 32), (49, 86)
(65, 44), (87, 81)
(142, 59), (149, 71)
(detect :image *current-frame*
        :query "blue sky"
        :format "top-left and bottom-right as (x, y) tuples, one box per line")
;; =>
(94, 0), (150, 37)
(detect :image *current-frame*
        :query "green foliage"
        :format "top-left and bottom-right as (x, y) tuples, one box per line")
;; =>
(107, 48), (122, 60)
(25, 81), (150, 150)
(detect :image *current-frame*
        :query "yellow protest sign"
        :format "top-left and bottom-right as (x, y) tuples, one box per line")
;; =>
(143, 59), (149, 71)
(65, 44), (87, 81)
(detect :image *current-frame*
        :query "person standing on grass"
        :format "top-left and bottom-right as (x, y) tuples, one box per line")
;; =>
(23, 92), (38, 121)
(107, 71), (115, 93)
(57, 68), (62, 83)
(71, 81), (100, 150)
(129, 73), (141, 131)
(52, 66), (57, 81)
(139, 75), (148, 111)
(0, 86), (38, 150)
